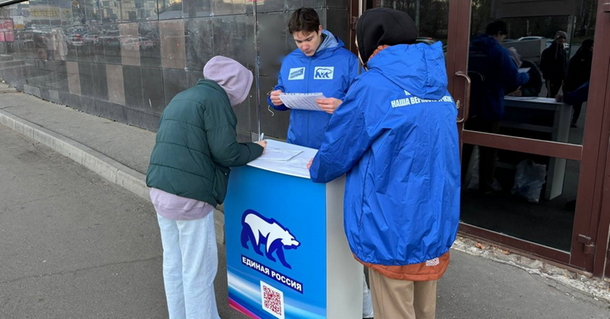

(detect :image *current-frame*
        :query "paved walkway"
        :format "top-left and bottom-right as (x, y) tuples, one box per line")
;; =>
(1, 84), (609, 318)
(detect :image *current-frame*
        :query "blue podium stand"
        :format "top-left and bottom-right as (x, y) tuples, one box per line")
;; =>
(224, 140), (363, 319)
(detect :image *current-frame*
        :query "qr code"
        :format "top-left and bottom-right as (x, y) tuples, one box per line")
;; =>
(260, 281), (284, 319)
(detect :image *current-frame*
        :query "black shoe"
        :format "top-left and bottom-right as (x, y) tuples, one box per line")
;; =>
(571, 123), (577, 128)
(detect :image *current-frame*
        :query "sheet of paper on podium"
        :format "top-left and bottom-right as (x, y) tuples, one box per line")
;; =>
(259, 147), (303, 161)
(248, 140), (317, 179)
(279, 92), (326, 111)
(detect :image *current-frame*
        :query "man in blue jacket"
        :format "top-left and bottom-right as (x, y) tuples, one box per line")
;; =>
(309, 8), (460, 319)
(466, 20), (529, 194)
(270, 8), (374, 318)
(268, 7), (359, 149)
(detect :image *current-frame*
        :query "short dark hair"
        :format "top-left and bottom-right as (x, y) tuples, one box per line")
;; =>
(485, 20), (508, 36)
(288, 8), (320, 34)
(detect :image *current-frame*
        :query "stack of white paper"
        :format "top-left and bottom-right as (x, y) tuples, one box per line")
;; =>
(279, 93), (326, 111)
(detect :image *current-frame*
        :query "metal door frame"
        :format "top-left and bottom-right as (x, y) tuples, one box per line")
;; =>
(458, 0), (610, 274)
(590, 0), (610, 278)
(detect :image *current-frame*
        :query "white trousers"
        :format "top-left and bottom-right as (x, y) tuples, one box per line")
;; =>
(363, 276), (375, 318)
(157, 212), (220, 319)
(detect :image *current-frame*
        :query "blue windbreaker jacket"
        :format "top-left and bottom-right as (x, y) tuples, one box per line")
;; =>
(268, 30), (359, 149)
(309, 42), (461, 266)
(468, 34), (529, 121)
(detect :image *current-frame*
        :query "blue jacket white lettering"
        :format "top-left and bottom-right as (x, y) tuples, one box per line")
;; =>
(309, 42), (461, 266)
(268, 30), (359, 149)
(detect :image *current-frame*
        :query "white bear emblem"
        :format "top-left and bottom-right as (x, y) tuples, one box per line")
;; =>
(240, 210), (300, 269)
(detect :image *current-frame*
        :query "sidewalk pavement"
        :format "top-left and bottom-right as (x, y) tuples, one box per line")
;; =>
(1, 82), (609, 318)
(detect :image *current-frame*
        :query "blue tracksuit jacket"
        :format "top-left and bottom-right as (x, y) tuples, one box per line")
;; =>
(310, 42), (461, 266)
(268, 30), (359, 149)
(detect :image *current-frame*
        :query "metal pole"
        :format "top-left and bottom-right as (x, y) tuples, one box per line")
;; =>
(415, 0), (420, 29)
(253, 0), (261, 139)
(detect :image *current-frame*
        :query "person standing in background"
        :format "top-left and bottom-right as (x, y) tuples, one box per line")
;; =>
(564, 39), (593, 127)
(466, 20), (529, 195)
(540, 30), (568, 98)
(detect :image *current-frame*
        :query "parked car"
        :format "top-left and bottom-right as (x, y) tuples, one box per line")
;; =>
(121, 37), (140, 50)
(519, 36), (569, 50)
(502, 37), (546, 65)
(83, 33), (100, 46)
(100, 30), (121, 48)
(138, 37), (156, 49)
(68, 33), (84, 47)
(415, 36), (438, 45)
(518, 36), (545, 42)
(415, 37), (447, 52)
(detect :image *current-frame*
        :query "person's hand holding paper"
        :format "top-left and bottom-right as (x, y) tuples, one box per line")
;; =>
(279, 92), (327, 111)
(270, 90), (283, 106)
(316, 97), (343, 114)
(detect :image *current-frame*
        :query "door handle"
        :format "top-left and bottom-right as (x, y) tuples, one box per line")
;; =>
(455, 71), (471, 123)
(604, 2), (610, 12)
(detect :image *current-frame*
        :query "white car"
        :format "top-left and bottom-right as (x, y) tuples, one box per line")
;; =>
(517, 36), (545, 42)
(121, 37), (140, 51)
(519, 36), (569, 50)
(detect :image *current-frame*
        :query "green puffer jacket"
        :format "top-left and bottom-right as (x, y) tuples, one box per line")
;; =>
(146, 79), (263, 206)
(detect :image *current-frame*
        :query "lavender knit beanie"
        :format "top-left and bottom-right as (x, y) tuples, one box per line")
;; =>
(203, 56), (253, 106)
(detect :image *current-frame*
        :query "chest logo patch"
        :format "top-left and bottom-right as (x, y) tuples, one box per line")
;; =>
(314, 66), (334, 80)
(288, 67), (305, 80)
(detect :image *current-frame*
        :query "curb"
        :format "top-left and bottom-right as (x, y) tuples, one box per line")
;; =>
(0, 108), (226, 244)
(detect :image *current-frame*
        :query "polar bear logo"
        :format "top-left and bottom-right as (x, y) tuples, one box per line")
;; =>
(240, 209), (300, 269)
(314, 67), (334, 80)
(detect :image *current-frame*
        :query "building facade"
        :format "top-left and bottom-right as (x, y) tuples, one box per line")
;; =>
(0, 0), (352, 139)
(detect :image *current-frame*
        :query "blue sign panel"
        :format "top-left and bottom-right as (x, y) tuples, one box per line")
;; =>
(225, 165), (327, 319)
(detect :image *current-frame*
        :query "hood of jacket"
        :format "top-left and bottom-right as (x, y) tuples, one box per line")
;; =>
(366, 42), (447, 100)
(315, 29), (343, 55)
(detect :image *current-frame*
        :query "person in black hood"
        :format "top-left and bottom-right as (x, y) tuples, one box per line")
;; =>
(355, 7), (418, 67)
(540, 30), (568, 98)
(564, 39), (593, 127)
(311, 7), (460, 319)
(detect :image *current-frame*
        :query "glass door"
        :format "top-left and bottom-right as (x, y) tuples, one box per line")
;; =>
(459, 0), (606, 272)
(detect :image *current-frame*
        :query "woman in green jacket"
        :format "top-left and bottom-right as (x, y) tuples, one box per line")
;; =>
(146, 56), (266, 319)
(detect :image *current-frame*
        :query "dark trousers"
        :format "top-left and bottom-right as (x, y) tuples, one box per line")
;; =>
(546, 78), (563, 98)
(572, 102), (583, 125)
(462, 118), (500, 193)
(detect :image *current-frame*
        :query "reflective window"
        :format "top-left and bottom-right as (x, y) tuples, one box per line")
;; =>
(461, 0), (598, 251)
(461, 145), (579, 251)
